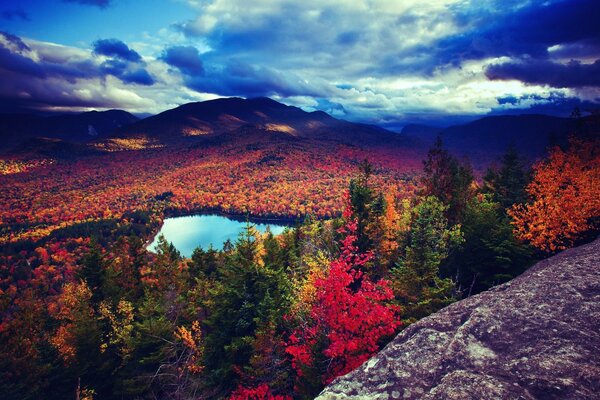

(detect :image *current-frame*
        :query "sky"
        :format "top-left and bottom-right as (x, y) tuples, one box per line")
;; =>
(1, 0), (599, 129)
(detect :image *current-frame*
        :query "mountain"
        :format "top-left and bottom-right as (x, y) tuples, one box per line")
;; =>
(0, 110), (138, 153)
(114, 97), (402, 146)
(442, 114), (575, 161)
(318, 238), (600, 399)
(401, 114), (600, 165)
(11, 137), (104, 159)
(400, 123), (443, 144)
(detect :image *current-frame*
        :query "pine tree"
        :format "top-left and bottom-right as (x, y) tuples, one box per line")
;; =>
(392, 196), (462, 323)
(203, 223), (291, 393)
(78, 239), (106, 305)
(483, 145), (529, 209)
(422, 137), (474, 224)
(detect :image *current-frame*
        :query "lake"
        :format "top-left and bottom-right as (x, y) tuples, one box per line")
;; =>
(147, 214), (290, 257)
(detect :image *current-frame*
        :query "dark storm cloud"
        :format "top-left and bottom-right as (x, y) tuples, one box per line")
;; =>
(159, 43), (325, 97)
(119, 68), (154, 85)
(2, 9), (29, 21)
(486, 59), (600, 88)
(93, 38), (142, 62)
(99, 57), (155, 85)
(160, 46), (204, 76)
(63, 0), (112, 9)
(0, 34), (98, 82)
(435, 0), (600, 65)
(0, 33), (154, 86)
(0, 32), (154, 112)
(183, 61), (326, 98)
(1, 31), (30, 52)
(92, 38), (154, 85)
(492, 94), (600, 117)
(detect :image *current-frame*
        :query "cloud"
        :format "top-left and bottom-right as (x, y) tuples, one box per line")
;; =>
(160, 46), (204, 76)
(98, 58), (155, 86)
(433, 0), (600, 66)
(63, 0), (112, 8)
(120, 68), (155, 85)
(0, 31), (30, 52)
(3, 0), (600, 123)
(92, 38), (155, 85)
(486, 59), (600, 88)
(93, 38), (142, 62)
(183, 61), (328, 98)
(0, 33), (98, 81)
(0, 33), (158, 112)
(159, 44), (327, 97)
(1, 9), (29, 21)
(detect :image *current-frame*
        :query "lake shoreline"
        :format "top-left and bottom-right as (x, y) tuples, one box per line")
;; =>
(163, 208), (306, 226)
(147, 213), (297, 256)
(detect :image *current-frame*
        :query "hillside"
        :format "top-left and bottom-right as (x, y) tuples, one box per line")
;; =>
(113, 97), (403, 146)
(0, 110), (138, 153)
(318, 238), (600, 400)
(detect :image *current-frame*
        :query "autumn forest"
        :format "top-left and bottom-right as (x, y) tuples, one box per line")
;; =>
(1, 99), (598, 400)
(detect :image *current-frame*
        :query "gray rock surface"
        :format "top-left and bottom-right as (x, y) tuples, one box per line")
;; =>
(317, 239), (600, 400)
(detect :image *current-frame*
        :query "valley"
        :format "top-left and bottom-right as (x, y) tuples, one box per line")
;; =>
(0, 97), (598, 400)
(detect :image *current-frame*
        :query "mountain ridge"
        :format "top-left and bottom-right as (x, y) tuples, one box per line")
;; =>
(0, 109), (138, 153)
(113, 96), (402, 146)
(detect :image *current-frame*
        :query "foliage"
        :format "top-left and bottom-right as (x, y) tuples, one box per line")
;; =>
(421, 137), (475, 224)
(286, 194), (400, 396)
(392, 196), (462, 323)
(446, 194), (535, 295)
(0, 134), (577, 399)
(509, 138), (600, 252)
(229, 383), (292, 400)
(483, 144), (529, 209)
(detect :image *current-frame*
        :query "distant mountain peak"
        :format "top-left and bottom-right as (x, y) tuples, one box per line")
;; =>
(115, 97), (400, 146)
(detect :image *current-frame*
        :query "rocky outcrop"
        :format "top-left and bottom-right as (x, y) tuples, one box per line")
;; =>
(317, 239), (600, 400)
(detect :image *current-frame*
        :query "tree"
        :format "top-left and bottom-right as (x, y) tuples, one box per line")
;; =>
(392, 196), (462, 323)
(348, 166), (375, 253)
(446, 194), (535, 296)
(483, 145), (529, 209)
(509, 138), (600, 252)
(286, 193), (400, 396)
(421, 137), (474, 224)
(203, 223), (291, 393)
(47, 281), (104, 399)
(77, 239), (106, 305)
(140, 235), (181, 290)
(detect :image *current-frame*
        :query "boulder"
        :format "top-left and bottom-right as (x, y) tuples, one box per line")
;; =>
(317, 238), (600, 400)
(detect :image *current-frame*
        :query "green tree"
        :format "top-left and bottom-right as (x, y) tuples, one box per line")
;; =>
(483, 145), (529, 209)
(392, 196), (462, 323)
(445, 195), (535, 296)
(203, 223), (291, 393)
(422, 137), (474, 224)
(77, 239), (106, 305)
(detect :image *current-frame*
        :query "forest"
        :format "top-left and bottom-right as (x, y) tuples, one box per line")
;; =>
(0, 133), (598, 400)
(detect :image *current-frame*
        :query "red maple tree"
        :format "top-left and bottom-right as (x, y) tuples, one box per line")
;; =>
(286, 193), (401, 385)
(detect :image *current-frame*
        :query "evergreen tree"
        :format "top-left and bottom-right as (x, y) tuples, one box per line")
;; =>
(445, 195), (535, 296)
(422, 137), (474, 224)
(392, 196), (462, 323)
(203, 223), (290, 393)
(483, 145), (529, 209)
(78, 239), (106, 305)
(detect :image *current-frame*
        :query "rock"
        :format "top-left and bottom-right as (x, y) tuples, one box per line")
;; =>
(317, 239), (600, 400)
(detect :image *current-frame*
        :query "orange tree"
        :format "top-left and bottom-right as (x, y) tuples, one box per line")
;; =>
(509, 138), (600, 252)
